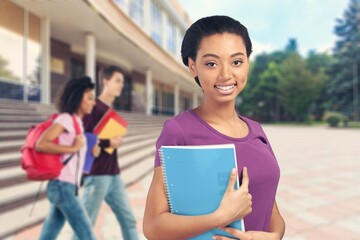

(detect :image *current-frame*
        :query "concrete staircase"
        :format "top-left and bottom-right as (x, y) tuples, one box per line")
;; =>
(0, 99), (168, 238)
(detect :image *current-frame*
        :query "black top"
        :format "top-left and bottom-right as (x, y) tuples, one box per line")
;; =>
(83, 99), (120, 175)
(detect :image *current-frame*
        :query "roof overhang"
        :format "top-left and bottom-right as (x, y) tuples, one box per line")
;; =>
(12, 0), (199, 92)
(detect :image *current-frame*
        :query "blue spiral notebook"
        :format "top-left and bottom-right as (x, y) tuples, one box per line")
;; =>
(159, 144), (245, 240)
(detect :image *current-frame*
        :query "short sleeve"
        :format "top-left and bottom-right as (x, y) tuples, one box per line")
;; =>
(257, 123), (277, 159)
(53, 113), (75, 133)
(154, 119), (185, 167)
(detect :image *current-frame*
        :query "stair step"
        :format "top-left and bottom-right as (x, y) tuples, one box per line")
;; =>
(0, 181), (40, 208)
(0, 99), (167, 239)
(0, 140), (24, 148)
(0, 132), (159, 169)
(0, 115), (48, 122)
(0, 155), (155, 239)
(0, 143), (157, 202)
(0, 108), (53, 116)
(0, 122), (37, 131)
(0, 152), (21, 164)
(121, 154), (154, 186)
(0, 197), (49, 239)
(0, 165), (23, 181)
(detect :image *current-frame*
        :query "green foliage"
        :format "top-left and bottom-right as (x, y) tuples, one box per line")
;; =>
(306, 52), (333, 120)
(238, 39), (332, 123)
(285, 38), (298, 52)
(323, 111), (347, 127)
(239, 51), (289, 121)
(278, 53), (316, 122)
(329, 0), (360, 118)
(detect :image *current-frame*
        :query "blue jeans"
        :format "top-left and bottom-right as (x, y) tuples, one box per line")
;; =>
(39, 180), (96, 240)
(73, 175), (138, 240)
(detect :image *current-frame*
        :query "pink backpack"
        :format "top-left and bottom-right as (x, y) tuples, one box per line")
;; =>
(21, 114), (81, 181)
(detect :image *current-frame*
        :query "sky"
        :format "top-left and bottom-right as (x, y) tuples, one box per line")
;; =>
(178, 0), (350, 57)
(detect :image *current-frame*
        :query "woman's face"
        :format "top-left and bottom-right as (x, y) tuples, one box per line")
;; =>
(188, 33), (249, 105)
(79, 89), (96, 115)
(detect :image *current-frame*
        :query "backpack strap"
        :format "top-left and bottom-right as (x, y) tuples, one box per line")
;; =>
(71, 115), (82, 135)
(63, 115), (81, 165)
(70, 115), (81, 195)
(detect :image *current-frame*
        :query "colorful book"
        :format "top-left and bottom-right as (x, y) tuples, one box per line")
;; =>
(159, 144), (245, 240)
(83, 132), (98, 174)
(93, 109), (128, 154)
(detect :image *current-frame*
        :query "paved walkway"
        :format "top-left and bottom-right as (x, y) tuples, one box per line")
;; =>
(9, 125), (360, 240)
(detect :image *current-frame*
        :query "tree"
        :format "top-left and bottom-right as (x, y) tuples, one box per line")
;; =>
(238, 38), (330, 123)
(306, 51), (333, 120)
(238, 51), (288, 121)
(252, 62), (283, 122)
(285, 38), (298, 53)
(279, 53), (316, 122)
(330, 0), (360, 119)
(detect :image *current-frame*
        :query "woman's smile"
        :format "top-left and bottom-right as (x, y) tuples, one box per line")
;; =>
(214, 82), (237, 95)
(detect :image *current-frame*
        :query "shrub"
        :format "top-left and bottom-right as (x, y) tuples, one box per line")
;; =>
(323, 111), (346, 127)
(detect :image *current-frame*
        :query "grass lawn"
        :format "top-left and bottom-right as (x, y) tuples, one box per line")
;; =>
(345, 121), (360, 128)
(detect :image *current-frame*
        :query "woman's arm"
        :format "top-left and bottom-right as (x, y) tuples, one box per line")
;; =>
(214, 200), (285, 240)
(36, 123), (84, 154)
(143, 167), (252, 240)
(268, 200), (285, 239)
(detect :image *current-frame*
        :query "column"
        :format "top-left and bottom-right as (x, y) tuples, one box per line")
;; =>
(146, 68), (153, 115)
(143, 0), (151, 36)
(192, 92), (199, 108)
(85, 33), (96, 82)
(174, 84), (180, 115)
(23, 9), (28, 102)
(40, 17), (50, 104)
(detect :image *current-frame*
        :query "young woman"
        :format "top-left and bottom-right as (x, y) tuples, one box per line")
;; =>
(37, 76), (99, 240)
(143, 16), (285, 240)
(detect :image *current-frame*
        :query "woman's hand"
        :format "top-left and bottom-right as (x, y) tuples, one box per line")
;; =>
(215, 167), (252, 226)
(213, 227), (282, 240)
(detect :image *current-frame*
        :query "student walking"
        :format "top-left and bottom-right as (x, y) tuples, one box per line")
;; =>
(37, 76), (98, 240)
(72, 65), (138, 240)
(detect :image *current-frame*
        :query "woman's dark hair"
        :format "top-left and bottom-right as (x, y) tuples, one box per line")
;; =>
(55, 76), (95, 114)
(181, 16), (253, 86)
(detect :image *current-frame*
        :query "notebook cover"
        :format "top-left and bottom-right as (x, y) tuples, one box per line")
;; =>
(160, 144), (244, 240)
(83, 132), (98, 173)
(93, 109), (128, 154)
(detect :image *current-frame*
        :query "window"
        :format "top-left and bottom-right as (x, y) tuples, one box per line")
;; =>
(0, 0), (41, 101)
(129, 0), (144, 27)
(181, 96), (190, 111)
(150, 0), (162, 45)
(0, 1), (23, 83)
(114, 0), (130, 14)
(162, 91), (174, 115)
(167, 18), (176, 54)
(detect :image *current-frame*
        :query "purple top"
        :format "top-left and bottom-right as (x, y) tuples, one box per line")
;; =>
(154, 110), (280, 231)
(83, 99), (120, 175)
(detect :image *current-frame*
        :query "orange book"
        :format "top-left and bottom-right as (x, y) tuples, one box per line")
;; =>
(94, 109), (128, 154)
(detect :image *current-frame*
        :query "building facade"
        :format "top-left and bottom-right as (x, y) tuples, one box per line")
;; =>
(0, 0), (201, 115)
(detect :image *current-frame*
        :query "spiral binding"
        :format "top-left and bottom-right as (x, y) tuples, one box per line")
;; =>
(159, 148), (174, 213)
